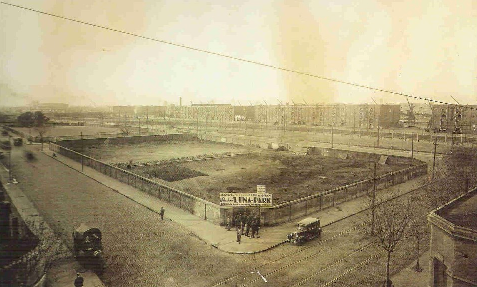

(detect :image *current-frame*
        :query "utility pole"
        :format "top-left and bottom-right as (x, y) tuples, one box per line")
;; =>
(377, 124), (380, 147)
(8, 136), (12, 183)
(331, 125), (334, 149)
(138, 117), (141, 135)
(411, 133), (414, 164)
(432, 136), (438, 179)
(371, 161), (377, 235)
(146, 106), (149, 134)
(80, 132), (84, 172)
(465, 167), (470, 191)
(371, 98), (379, 148)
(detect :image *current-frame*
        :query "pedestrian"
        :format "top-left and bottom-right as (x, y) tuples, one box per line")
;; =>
(240, 214), (245, 235)
(236, 227), (242, 244)
(255, 216), (261, 237)
(226, 216), (231, 231)
(74, 272), (84, 287)
(245, 217), (251, 237)
(250, 222), (256, 238)
(160, 207), (165, 220)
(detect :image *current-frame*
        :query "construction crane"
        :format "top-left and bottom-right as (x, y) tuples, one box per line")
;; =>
(406, 98), (416, 127)
(425, 100), (434, 132)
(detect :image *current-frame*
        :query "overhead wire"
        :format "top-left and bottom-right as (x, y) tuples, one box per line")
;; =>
(1, 1), (474, 110)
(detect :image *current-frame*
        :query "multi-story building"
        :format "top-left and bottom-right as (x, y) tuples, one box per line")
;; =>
(430, 105), (477, 134)
(427, 189), (477, 287)
(109, 103), (401, 129)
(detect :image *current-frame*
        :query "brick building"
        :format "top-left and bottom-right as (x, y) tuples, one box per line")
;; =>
(427, 189), (477, 287)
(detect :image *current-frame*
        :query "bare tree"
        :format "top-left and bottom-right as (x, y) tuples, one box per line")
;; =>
(426, 146), (477, 209)
(34, 125), (51, 151)
(406, 193), (430, 272)
(363, 161), (379, 235)
(369, 198), (411, 287)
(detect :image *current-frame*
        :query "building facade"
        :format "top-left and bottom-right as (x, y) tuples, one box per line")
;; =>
(427, 189), (477, 287)
(430, 105), (477, 134)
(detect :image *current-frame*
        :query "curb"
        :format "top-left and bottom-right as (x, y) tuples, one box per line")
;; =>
(43, 151), (280, 254)
(42, 150), (428, 255)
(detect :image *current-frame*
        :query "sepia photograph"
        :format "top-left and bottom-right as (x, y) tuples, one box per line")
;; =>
(1, 1), (476, 286)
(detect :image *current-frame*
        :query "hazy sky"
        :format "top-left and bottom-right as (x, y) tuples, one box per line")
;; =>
(1, 0), (476, 106)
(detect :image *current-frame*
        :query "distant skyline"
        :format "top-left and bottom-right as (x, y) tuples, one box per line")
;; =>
(1, 0), (477, 107)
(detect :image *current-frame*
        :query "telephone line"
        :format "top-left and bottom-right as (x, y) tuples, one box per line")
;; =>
(1, 1), (474, 109)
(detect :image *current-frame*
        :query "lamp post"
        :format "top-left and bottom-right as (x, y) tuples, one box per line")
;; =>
(331, 124), (334, 149)
(432, 136), (438, 180)
(80, 132), (84, 172)
(8, 136), (12, 183)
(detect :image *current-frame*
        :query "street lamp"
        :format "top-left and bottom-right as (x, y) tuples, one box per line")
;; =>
(8, 136), (12, 182)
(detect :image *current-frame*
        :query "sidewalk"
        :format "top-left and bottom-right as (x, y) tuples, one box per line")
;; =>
(43, 149), (426, 254)
(0, 157), (104, 287)
(391, 251), (430, 287)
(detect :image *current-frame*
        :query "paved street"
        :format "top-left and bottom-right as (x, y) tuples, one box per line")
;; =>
(1, 134), (432, 287)
(5, 144), (248, 287)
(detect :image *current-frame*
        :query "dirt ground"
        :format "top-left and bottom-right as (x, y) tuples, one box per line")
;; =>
(173, 151), (409, 204)
(81, 140), (410, 204)
(82, 141), (254, 163)
(14, 126), (120, 137)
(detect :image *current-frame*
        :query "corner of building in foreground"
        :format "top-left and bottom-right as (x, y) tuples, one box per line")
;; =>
(427, 188), (477, 287)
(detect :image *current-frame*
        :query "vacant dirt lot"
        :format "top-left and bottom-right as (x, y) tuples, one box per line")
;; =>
(173, 151), (409, 204)
(82, 141), (254, 163)
(14, 126), (120, 137)
(81, 139), (411, 204)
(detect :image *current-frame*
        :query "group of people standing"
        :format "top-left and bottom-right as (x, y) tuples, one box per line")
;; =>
(226, 213), (261, 244)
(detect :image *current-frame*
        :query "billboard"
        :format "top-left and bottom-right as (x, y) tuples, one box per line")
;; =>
(220, 192), (272, 207)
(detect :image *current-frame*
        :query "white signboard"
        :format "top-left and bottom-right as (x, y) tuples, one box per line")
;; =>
(257, 185), (266, 193)
(220, 192), (272, 207)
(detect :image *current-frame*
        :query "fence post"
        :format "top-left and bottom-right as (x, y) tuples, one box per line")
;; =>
(289, 204), (292, 221)
(305, 200), (308, 216)
(204, 203), (207, 220)
(320, 195), (323, 210)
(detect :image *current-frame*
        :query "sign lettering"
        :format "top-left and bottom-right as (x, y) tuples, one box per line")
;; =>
(220, 192), (272, 207)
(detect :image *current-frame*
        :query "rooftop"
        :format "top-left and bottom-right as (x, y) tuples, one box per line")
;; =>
(438, 189), (477, 230)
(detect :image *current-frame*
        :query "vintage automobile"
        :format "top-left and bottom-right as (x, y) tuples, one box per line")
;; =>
(72, 223), (104, 273)
(287, 217), (322, 245)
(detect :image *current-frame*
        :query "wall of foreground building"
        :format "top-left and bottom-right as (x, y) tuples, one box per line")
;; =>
(428, 189), (477, 287)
